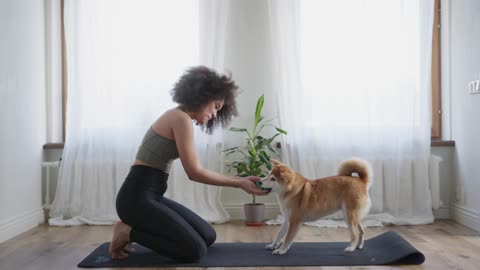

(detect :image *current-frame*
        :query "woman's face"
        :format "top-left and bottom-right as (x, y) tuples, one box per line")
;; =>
(196, 99), (224, 125)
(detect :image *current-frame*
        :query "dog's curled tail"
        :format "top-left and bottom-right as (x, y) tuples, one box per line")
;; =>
(337, 158), (373, 189)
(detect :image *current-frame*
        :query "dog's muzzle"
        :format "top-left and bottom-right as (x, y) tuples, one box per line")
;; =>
(256, 181), (272, 192)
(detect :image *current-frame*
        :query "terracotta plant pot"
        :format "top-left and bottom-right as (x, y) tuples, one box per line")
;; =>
(244, 203), (265, 226)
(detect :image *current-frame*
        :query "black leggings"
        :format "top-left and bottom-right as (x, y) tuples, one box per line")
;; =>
(115, 165), (216, 262)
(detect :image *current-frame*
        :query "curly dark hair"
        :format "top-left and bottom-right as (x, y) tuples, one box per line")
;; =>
(171, 66), (239, 134)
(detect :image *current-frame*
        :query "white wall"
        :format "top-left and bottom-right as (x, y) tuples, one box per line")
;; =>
(0, 0), (46, 243)
(445, 0), (480, 231)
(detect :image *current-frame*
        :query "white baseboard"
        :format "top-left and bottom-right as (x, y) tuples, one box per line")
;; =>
(450, 204), (480, 232)
(224, 203), (281, 220)
(0, 208), (44, 244)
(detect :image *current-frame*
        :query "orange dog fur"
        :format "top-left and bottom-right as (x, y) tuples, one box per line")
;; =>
(259, 158), (372, 255)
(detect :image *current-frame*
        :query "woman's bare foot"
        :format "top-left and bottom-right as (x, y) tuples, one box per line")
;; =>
(109, 221), (133, 259)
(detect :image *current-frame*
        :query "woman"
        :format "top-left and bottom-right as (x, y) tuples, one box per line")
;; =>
(109, 66), (268, 261)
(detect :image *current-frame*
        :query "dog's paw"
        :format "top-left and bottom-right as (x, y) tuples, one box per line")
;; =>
(344, 245), (356, 252)
(266, 242), (283, 250)
(272, 248), (287, 255)
(265, 243), (276, 250)
(357, 241), (364, 249)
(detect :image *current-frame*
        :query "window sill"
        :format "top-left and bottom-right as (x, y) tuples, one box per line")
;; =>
(431, 140), (455, 147)
(43, 143), (65, 149)
(43, 140), (455, 150)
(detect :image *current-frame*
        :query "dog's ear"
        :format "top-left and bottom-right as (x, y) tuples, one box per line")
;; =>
(270, 159), (281, 166)
(280, 171), (294, 191)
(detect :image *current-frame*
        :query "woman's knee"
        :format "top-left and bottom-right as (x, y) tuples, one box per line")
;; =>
(204, 227), (216, 246)
(179, 240), (207, 262)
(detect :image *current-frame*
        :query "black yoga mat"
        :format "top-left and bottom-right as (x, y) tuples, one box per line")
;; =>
(78, 231), (424, 268)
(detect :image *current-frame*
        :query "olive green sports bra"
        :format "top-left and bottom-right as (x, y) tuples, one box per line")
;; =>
(135, 126), (179, 173)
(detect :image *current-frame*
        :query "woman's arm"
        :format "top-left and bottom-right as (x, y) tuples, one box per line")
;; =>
(171, 110), (267, 195)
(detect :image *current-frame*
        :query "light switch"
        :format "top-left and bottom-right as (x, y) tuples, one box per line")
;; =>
(469, 80), (480, 95)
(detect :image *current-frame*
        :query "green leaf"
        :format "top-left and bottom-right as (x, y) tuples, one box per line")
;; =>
(253, 95), (265, 134)
(256, 135), (265, 140)
(259, 153), (272, 170)
(265, 133), (280, 145)
(223, 146), (240, 152)
(248, 147), (257, 157)
(236, 150), (248, 157)
(260, 150), (270, 158)
(254, 95), (265, 125)
(229, 127), (248, 132)
(275, 127), (288, 135)
(267, 144), (280, 156)
(257, 116), (264, 124)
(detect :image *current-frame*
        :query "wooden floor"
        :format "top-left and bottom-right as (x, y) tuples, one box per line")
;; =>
(0, 219), (479, 270)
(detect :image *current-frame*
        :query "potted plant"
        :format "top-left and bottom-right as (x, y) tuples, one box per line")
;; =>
(224, 95), (287, 226)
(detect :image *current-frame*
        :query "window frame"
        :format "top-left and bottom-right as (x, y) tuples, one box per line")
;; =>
(431, 0), (442, 140)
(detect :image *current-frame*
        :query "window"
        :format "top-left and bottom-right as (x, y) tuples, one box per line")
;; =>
(46, 0), (444, 149)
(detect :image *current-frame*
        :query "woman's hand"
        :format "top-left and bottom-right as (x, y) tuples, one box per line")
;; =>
(244, 175), (261, 182)
(239, 177), (268, 195)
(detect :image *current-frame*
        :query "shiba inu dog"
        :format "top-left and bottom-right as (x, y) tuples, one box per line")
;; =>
(259, 158), (372, 255)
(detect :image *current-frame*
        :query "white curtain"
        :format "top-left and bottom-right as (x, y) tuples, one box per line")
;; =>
(164, 0), (232, 224)
(267, 0), (435, 226)
(49, 0), (231, 225)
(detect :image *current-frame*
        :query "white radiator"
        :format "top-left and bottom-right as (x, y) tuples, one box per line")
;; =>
(41, 160), (61, 209)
